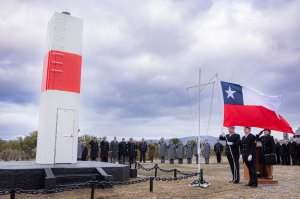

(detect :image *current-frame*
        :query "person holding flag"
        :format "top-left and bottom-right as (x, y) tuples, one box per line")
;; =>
(219, 127), (241, 183)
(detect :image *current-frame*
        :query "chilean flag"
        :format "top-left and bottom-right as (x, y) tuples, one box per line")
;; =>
(221, 81), (294, 134)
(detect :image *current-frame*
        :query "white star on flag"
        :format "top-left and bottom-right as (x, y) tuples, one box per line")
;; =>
(226, 87), (236, 99)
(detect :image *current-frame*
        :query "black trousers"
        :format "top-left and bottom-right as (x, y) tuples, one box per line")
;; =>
(281, 155), (287, 165)
(245, 160), (258, 186)
(178, 158), (183, 164)
(276, 153), (281, 164)
(140, 151), (146, 163)
(195, 155), (199, 164)
(287, 154), (291, 165)
(297, 155), (300, 165)
(228, 157), (240, 182)
(291, 154), (297, 165)
(216, 153), (222, 163)
(101, 157), (108, 162)
(187, 158), (192, 164)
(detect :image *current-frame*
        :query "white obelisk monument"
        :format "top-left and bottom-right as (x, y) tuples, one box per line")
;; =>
(36, 12), (83, 164)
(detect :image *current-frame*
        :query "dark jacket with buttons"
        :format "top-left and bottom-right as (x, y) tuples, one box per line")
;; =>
(288, 141), (297, 156)
(219, 133), (241, 159)
(240, 133), (256, 161)
(256, 134), (275, 155)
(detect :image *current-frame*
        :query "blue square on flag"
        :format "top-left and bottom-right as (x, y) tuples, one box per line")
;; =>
(221, 81), (243, 105)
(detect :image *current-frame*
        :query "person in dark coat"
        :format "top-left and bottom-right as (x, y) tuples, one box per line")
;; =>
(275, 139), (281, 165)
(193, 139), (199, 164)
(119, 138), (127, 164)
(241, 127), (258, 188)
(158, 138), (167, 163)
(89, 136), (99, 161)
(148, 141), (156, 163)
(214, 139), (224, 163)
(176, 140), (184, 164)
(110, 136), (119, 163)
(139, 138), (147, 163)
(82, 143), (88, 161)
(288, 137), (298, 165)
(185, 142), (193, 164)
(127, 138), (136, 164)
(133, 140), (138, 162)
(256, 129), (276, 179)
(100, 137), (109, 162)
(280, 141), (288, 165)
(167, 140), (176, 164)
(297, 141), (300, 165)
(219, 126), (241, 183)
(202, 139), (211, 164)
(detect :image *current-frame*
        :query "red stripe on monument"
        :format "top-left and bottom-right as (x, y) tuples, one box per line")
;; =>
(41, 50), (82, 93)
(224, 104), (294, 134)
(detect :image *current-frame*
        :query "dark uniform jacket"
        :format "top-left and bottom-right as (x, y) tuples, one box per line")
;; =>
(127, 141), (136, 158)
(288, 141), (297, 156)
(89, 140), (99, 159)
(240, 133), (256, 161)
(139, 142), (148, 152)
(119, 141), (127, 156)
(100, 140), (109, 158)
(280, 143), (288, 156)
(219, 133), (241, 159)
(256, 134), (275, 154)
(214, 143), (224, 154)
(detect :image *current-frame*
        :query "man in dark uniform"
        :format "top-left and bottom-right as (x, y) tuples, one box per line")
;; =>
(275, 139), (281, 165)
(118, 138), (127, 164)
(214, 139), (224, 163)
(288, 137), (298, 165)
(100, 137), (109, 162)
(127, 138), (136, 164)
(139, 138), (147, 163)
(280, 141), (288, 165)
(89, 136), (99, 161)
(219, 126), (241, 183)
(241, 127), (257, 188)
(297, 141), (300, 165)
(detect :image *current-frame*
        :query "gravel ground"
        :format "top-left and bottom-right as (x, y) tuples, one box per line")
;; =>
(3, 157), (300, 199)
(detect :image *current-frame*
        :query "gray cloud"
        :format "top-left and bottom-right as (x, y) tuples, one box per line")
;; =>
(0, 0), (299, 140)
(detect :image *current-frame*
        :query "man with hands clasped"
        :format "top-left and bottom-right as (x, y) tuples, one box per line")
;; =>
(240, 127), (258, 188)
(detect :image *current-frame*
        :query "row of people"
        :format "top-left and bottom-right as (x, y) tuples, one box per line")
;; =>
(276, 138), (300, 166)
(219, 126), (299, 188)
(78, 136), (226, 164)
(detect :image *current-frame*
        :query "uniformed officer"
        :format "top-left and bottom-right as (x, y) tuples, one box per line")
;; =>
(219, 126), (241, 183)
(241, 127), (258, 188)
(288, 137), (298, 165)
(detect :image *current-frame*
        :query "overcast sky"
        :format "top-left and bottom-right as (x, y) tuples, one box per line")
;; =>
(0, 0), (299, 141)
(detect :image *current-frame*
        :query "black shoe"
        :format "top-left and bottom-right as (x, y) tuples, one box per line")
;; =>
(245, 183), (251, 186)
(228, 180), (233, 183)
(250, 184), (258, 188)
(232, 181), (239, 184)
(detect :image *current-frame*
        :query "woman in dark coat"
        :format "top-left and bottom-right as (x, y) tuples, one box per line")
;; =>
(82, 143), (88, 161)
(89, 137), (99, 161)
(256, 129), (276, 179)
(100, 137), (110, 162)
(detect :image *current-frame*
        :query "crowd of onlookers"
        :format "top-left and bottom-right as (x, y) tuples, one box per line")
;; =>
(77, 135), (300, 166)
(275, 137), (300, 165)
(77, 136), (226, 164)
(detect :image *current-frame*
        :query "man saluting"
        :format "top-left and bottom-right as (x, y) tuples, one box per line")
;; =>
(219, 126), (241, 183)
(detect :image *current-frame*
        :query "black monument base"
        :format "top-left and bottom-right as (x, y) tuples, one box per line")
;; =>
(0, 161), (130, 190)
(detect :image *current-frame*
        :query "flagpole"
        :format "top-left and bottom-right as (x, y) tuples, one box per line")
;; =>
(198, 68), (201, 175)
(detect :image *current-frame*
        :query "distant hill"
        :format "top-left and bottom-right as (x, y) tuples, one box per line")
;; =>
(146, 135), (223, 146)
